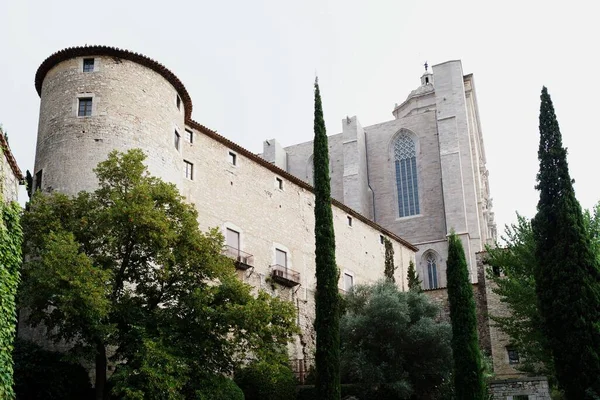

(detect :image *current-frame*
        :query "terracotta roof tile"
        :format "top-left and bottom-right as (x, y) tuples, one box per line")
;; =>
(0, 130), (23, 181)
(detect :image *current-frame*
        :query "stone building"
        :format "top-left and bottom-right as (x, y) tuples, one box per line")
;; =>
(261, 61), (497, 289)
(30, 46), (418, 362)
(0, 127), (23, 202)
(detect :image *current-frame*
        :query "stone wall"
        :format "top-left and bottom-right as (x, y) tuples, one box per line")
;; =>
(182, 122), (416, 359)
(422, 283), (492, 356)
(0, 128), (22, 202)
(488, 377), (551, 400)
(34, 55), (186, 196)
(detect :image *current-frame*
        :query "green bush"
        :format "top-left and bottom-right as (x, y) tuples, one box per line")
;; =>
(194, 374), (244, 400)
(296, 384), (360, 400)
(235, 360), (297, 400)
(13, 339), (93, 399)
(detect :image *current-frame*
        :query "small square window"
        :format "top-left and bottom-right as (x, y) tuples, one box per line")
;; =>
(276, 177), (283, 190)
(507, 348), (520, 364)
(83, 58), (94, 72)
(78, 98), (93, 117)
(347, 216), (353, 227)
(176, 95), (181, 110)
(184, 160), (193, 180)
(174, 130), (180, 151)
(228, 151), (237, 166)
(184, 129), (193, 143)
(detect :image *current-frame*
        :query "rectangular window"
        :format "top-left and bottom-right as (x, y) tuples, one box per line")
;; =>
(176, 95), (181, 110)
(226, 228), (240, 250)
(344, 273), (354, 291)
(513, 396), (529, 400)
(78, 98), (93, 117)
(184, 160), (193, 180)
(276, 249), (287, 268)
(174, 130), (180, 150)
(380, 235), (385, 244)
(184, 129), (193, 143)
(83, 58), (94, 72)
(35, 169), (43, 191)
(228, 151), (237, 166)
(276, 177), (283, 190)
(347, 216), (353, 226)
(507, 348), (520, 364)
(395, 157), (420, 217)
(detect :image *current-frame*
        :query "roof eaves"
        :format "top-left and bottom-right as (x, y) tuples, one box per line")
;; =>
(0, 130), (24, 181)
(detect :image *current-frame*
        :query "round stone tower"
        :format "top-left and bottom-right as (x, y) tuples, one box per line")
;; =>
(33, 46), (192, 195)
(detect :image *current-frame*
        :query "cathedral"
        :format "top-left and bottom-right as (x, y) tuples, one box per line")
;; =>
(261, 60), (497, 288)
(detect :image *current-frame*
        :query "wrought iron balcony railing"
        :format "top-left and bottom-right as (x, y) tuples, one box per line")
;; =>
(270, 264), (301, 287)
(223, 245), (254, 270)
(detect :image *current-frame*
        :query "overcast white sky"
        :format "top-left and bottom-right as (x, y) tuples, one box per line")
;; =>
(1, 0), (598, 237)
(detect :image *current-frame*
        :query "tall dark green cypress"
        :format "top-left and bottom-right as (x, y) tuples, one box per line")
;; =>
(446, 232), (485, 400)
(313, 79), (341, 400)
(532, 87), (600, 399)
(406, 260), (422, 292)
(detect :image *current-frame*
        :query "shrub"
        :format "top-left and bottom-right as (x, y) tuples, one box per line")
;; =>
(194, 374), (244, 400)
(235, 360), (298, 400)
(12, 338), (93, 399)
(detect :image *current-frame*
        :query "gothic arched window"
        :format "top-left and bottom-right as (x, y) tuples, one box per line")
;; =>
(394, 133), (420, 217)
(426, 253), (438, 289)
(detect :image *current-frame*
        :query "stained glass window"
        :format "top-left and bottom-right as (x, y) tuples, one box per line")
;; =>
(394, 133), (419, 217)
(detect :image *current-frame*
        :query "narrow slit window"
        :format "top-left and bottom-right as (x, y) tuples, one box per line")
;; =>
(35, 169), (43, 191)
(174, 130), (180, 150)
(347, 216), (353, 227)
(78, 98), (93, 117)
(176, 95), (181, 110)
(184, 160), (193, 180)
(83, 58), (94, 72)
(426, 253), (438, 289)
(276, 177), (283, 190)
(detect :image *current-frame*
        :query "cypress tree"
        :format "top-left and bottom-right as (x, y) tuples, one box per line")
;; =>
(313, 79), (341, 400)
(532, 87), (600, 399)
(407, 260), (422, 292)
(446, 232), (485, 400)
(383, 238), (395, 283)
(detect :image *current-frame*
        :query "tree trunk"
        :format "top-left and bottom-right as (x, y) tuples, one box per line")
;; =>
(95, 341), (107, 400)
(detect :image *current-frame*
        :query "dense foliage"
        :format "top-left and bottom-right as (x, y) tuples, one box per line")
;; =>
(19, 149), (298, 400)
(383, 238), (395, 283)
(12, 338), (93, 399)
(485, 215), (553, 378)
(312, 80), (341, 399)
(406, 260), (422, 292)
(446, 233), (485, 400)
(0, 199), (22, 399)
(340, 281), (452, 399)
(235, 358), (297, 400)
(532, 87), (600, 399)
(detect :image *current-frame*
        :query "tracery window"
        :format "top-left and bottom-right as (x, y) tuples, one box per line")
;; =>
(394, 133), (419, 217)
(426, 253), (438, 289)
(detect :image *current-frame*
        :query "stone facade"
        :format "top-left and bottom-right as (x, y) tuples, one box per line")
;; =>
(31, 46), (418, 362)
(0, 128), (22, 202)
(488, 377), (551, 400)
(263, 61), (498, 288)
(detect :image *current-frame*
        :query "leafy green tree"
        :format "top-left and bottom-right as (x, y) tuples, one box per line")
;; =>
(0, 199), (22, 400)
(446, 232), (486, 400)
(532, 87), (600, 399)
(340, 281), (452, 399)
(19, 149), (297, 400)
(406, 260), (422, 292)
(312, 79), (341, 400)
(383, 238), (395, 283)
(486, 214), (553, 378)
(235, 357), (298, 400)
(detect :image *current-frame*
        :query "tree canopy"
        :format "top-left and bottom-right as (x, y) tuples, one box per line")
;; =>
(19, 149), (298, 400)
(340, 281), (452, 400)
